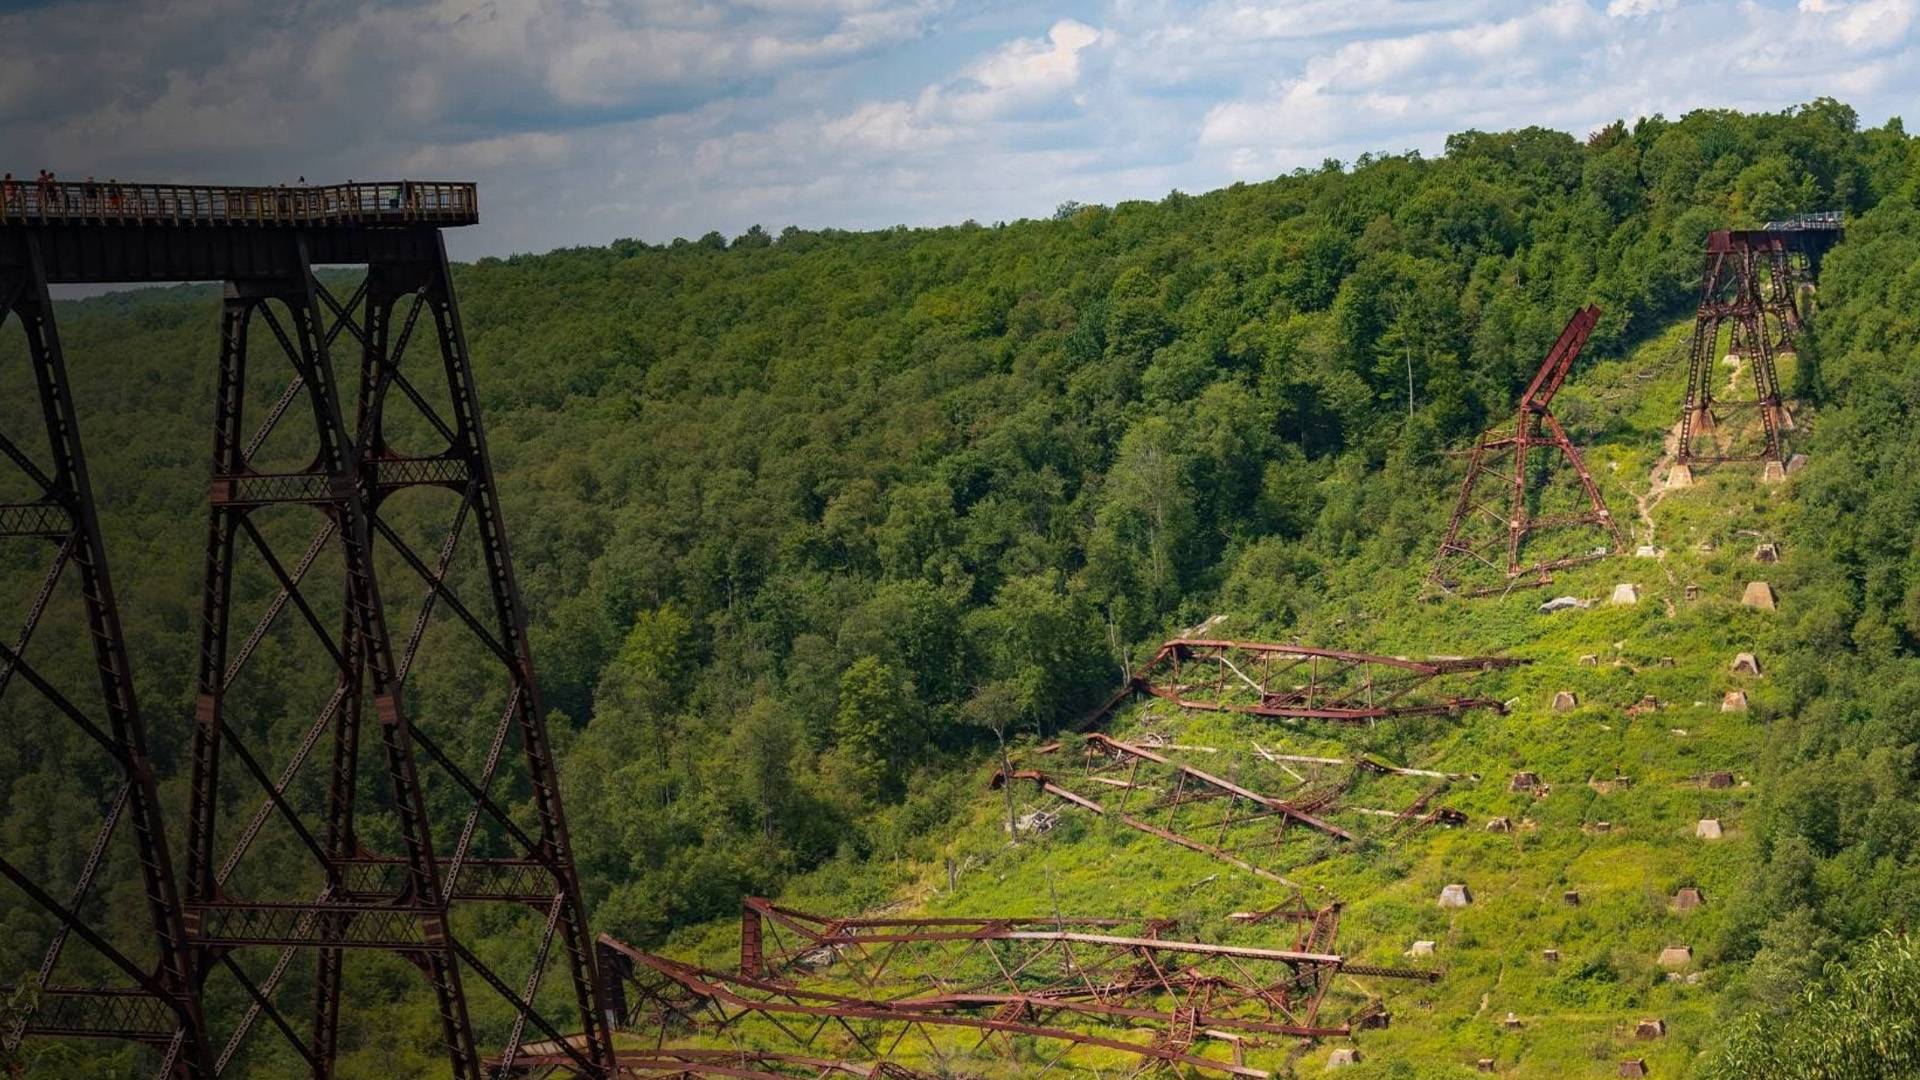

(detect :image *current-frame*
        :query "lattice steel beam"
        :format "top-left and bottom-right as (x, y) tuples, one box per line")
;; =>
(1676, 221), (1839, 471)
(505, 1046), (947, 1079)
(1115, 639), (1522, 724)
(0, 241), (212, 1076)
(3, 183), (611, 1079)
(181, 239), (613, 1079)
(994, 735), (1468, 884)
(535, 900), (1440, 1080)
(1429, 306), (1625, 596)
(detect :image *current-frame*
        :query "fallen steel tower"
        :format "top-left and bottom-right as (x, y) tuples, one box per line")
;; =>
(1096, 638), (1523, 727)
(1429, 305), (1624, 595)
(493, 1047), (942, 1079)
(504, 899), (1439, 1079)
(995, 734), (1468, 884)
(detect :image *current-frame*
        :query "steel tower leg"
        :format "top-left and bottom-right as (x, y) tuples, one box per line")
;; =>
(182, 247), (479, 1079)
(348, 235), (613, 1077)
(1739, 254), (1786, 461)
(1766, 245), (1803, 348)
(1676, 251), (1724, 465)
(0, 238), (213, 1076)
(3, 215), (609, 1079)
(1677, 244), (1789, 468)
(1428, 306), (1619, 595)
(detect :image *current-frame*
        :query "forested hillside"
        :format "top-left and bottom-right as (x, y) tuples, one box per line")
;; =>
(6, 100), (1920, 1076)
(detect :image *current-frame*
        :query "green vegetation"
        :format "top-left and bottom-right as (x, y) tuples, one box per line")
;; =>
(5, 99), (1920, 1076)
(1706, 933), (1920, 1079)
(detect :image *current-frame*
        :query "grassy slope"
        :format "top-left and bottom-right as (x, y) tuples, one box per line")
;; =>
(652, 318), (1799, 1079)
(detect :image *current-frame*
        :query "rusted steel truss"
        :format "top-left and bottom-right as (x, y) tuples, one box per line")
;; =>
(1430, 306), (1625, 596)
(735, 899), (1176, 983)
(994, 735), (1468, 884)
(182, 243), (609, 1078)
(1120, 639), (1522, 725)
(1675, 223), (1839, 468)
(542, 899), (1439, 1080)
(0, 240), (211, 1074)
(1678, 238), (1786, 465)
(1, 184), (611, 1078)
(492, 1046), (943, 1079)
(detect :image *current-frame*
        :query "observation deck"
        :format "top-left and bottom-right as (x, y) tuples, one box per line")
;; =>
(1709, 209), (1844, 256)
(0, 179), (477, 283)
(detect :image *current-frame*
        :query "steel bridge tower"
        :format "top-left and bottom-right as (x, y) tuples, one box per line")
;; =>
(1427, 306), (1625, 596)
(1672, 215), (1842, 482)
(1, 180), (612, 1078)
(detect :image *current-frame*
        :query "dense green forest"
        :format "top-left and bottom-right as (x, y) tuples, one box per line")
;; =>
(6, 99), (1920, 1076)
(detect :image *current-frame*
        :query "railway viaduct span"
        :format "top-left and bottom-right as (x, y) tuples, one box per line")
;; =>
(1, 181), (614, 1077)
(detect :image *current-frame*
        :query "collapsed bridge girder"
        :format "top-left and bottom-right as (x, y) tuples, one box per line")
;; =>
(736, 897), (1175, 981)
(601, 940), (1279, 1078)
(492, 901), (1440, 1079)
(1110, 638), (1523, 726)
(994, 734), (1469, 884)
(491, 1047), (940, 1079)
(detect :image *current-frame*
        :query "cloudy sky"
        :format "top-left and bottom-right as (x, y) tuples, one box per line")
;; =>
(2, 0), (1915, 260)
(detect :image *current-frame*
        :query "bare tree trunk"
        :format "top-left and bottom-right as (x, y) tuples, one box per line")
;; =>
(997, 730), (1019, 842)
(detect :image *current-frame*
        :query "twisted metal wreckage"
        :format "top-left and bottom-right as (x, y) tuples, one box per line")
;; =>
(984, 637), (1518, 881)
(994, 732), (1479, 885)
(1079, 638), (1526, 729)
(490, 898), (1439, 1078)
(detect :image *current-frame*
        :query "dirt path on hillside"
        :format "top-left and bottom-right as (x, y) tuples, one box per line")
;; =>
(1635, 425), (1679, 545)
(1634, 349), (1745, 550)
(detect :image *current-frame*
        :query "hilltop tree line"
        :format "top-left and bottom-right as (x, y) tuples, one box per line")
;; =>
(3, 100), (1920, 1074)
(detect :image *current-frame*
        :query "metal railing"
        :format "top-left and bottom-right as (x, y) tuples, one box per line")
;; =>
(0, 179), (476, 227)
(1762, 210), (1843, 232)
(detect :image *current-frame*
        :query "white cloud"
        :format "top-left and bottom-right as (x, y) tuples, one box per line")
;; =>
(2, 0), (937, 165)
(1104, 0), (1495, 88)
(1817, 0), (1916, 46)
(1607, 0), (1679, 16)
(2, 0), (1916, 258)
(821, 101), (956, 153)
(399, 131), (575, 173)
(1200, 2), (1600, 152)
(918, 18), (1103, 122)
(1194, 0), (1915, 179)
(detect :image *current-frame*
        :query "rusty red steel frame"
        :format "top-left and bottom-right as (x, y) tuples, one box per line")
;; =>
(735, 898), (1177, 983)
(528, 899), (1439, 1080)
(493, 1046), (944, 1079)
(0, 239), (212, 1074)
(1429, 305), (1625, 596)
(1107, 638), (1523, 726)
(0, 182), (612, 1078)
(1676, 217), (1841, 469)
(994, 734), (1469, 884)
